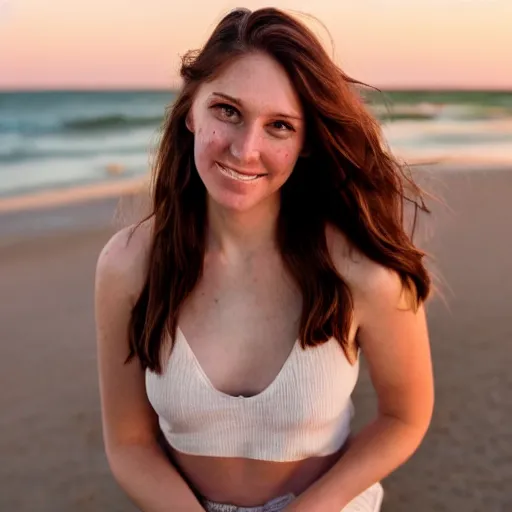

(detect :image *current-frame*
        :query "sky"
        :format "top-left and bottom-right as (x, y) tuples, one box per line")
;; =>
(1, 0), (511, 90)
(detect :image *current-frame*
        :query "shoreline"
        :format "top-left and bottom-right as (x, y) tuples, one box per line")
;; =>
(1, 160), (512, 215)
(0, 176), (150, 214)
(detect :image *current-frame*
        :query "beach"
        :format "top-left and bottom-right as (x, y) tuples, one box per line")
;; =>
(0, 165), (511, 512)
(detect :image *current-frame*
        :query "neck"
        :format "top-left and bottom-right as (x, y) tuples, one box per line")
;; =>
(206, 195), (280, 261)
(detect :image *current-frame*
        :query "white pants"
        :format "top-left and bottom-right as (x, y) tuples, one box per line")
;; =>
(202, 482), (384, 512)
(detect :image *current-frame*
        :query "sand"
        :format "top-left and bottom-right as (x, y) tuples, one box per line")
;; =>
(0, 166), (511, 511)
(0, 176), (149, 214)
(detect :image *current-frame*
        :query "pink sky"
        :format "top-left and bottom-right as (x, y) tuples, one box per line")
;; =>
(1, 0), (511, 90)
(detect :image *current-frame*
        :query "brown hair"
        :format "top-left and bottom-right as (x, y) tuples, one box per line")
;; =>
(127, 7), (431, 373)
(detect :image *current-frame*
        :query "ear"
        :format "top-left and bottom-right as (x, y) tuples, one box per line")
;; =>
(185, 110), (194, 133)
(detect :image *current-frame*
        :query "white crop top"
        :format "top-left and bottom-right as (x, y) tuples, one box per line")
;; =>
(146, 327), (360, 462)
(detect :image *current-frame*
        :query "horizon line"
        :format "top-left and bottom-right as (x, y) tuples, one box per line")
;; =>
(1, 85), (511, 93)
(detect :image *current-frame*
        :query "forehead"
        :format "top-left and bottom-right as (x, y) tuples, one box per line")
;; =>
(197, 52), (302, 115)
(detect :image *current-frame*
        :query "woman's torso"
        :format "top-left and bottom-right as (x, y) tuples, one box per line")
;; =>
(164, 438), (350, 505)
(145, 239), (361, 506)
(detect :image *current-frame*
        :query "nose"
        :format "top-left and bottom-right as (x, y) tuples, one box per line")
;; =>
(229, 125), (261, 165)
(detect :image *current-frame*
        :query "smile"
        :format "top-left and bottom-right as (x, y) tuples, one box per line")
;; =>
(216, 163), (265, 182)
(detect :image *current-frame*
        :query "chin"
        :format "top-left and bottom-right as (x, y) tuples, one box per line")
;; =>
(208, 189), (262, 213)
(201, 177), (265, 214)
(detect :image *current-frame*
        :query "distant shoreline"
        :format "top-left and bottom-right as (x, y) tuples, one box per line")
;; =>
(0, 176), (149, 214)
(0, 161), (511, 216)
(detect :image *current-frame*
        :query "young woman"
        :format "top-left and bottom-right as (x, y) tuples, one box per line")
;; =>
(95, 7), (434, 512)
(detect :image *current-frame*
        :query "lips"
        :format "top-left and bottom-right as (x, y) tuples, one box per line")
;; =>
(215, 162), (266, 182)
(216, 162), (263, 177)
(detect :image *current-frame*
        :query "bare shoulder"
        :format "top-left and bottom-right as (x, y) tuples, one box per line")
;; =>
(95, 218), (161, 451)
(325, 223), (406, 309)
(325, 225), (433, 431)
(96, 218), (154, 303)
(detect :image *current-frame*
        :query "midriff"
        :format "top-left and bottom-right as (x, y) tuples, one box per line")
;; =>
(161, 437), (351, 506)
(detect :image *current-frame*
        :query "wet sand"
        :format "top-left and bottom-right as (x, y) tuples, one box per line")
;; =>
(0, 166), (511, 511)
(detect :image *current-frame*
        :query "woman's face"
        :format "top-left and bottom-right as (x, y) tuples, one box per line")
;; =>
(187, 52), (305, 213)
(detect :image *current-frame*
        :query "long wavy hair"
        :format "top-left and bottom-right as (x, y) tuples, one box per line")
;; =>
(127, 7), (432, 373)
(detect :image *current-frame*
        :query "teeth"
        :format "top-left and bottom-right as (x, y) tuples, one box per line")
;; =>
(217, 163), (261, 182)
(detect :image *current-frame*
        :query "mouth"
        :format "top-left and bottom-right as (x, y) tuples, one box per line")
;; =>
(215, 162), (266, 182)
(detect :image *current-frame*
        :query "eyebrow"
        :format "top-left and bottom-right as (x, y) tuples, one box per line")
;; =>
(210, 92), (303, 121)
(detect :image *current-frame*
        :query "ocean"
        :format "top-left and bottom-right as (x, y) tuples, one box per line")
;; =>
(0, 89), (511, 198)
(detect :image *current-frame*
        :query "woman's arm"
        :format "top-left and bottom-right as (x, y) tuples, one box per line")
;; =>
(95, 228), (205, 512)
(105, 441), (203, 512)
(287, 263), (434, 511)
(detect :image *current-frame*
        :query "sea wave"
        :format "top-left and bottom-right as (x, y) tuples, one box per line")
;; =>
(371, 102), (512, 122)
(2, 102), (511, 138)
(62, 114), (164, 132)
(0, 114), (165, 136)
(0, 144), (151, 164)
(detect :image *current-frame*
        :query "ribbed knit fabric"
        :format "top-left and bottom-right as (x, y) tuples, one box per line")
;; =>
(146, 327), (360, 462)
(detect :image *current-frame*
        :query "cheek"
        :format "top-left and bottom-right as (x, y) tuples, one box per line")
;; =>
(271, 144), (299, 173)
(196, 125), (229, 157)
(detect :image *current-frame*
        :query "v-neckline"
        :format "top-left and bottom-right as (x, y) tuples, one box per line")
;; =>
(176, 326), (300, 401)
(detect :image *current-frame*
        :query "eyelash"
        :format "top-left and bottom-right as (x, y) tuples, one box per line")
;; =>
(211, 103), (295, 132)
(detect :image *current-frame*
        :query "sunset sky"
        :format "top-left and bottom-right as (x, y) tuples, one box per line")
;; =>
(1, 0), (511, 90)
